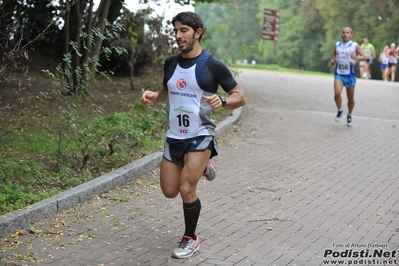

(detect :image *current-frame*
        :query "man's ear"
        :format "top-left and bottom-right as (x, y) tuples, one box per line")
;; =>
(195, 28), (203, 40)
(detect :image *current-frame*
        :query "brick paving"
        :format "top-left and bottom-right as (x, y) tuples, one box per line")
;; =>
(1, 70), (398, 266)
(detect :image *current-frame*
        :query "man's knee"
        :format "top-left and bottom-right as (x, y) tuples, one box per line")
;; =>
(348, 98), (355, 105)
(162, 189), (179, 199)
(160, 181), (180, 198)
(178, 180), (198, 200)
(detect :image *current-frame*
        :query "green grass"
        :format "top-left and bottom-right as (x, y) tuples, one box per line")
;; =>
(0, 99), (232, 215)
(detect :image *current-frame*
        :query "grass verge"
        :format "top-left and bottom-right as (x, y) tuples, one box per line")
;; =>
(0, 88), (232, 215)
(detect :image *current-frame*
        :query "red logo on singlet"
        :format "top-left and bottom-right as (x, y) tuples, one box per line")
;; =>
(176, 78), (187, 90)
(179, 128), (189, 134)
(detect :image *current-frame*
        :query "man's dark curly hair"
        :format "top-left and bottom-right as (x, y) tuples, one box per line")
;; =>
(171, 12), (204, 42)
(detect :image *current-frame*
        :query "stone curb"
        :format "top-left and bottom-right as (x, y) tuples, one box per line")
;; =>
(0, 107), (242, 238)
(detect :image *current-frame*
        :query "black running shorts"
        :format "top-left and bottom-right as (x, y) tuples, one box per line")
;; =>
(163, 135), (218, 164)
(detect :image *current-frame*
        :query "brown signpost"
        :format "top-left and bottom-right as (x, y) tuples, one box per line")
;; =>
(262, 9), (280, 42)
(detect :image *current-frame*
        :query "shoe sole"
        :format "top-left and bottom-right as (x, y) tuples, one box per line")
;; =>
(172, 246), (200, 259)
(335, 113), (343, 122)
(347, 116), (352, 127)
(204, 163), (216, 181)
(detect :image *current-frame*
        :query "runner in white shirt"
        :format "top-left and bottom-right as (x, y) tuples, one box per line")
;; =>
(330, 26), (366, 127)
(379, 45), (389, 81)
(141, 12), (245, 259)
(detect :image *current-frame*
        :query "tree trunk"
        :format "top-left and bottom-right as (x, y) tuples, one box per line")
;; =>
(82, 0), (94, 82)
(88, 0), (112, 81)
(128, 50), (137, 90)
(62, 0), (73, 92)
(70, 0), (82, 93)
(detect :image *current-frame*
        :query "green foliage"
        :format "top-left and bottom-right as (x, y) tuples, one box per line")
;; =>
(172, 0), (230, 4)
(0, 147), (61, 214)
(3, 0), (398, 80)
(0, 17), (165, 215)
(0, 101), (167, 215)
(197, 0), (399, 77)
(0, 0), (233, 215)
(196, 0), (262, 62)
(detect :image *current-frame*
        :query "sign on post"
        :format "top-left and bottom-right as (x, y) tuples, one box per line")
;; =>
(262, 9), (280, 41)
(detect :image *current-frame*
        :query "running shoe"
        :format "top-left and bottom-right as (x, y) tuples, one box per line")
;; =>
(203, 161), (216, 181)
(171, 235), (200, 259)
(335, 110), (343, 122)
(347, 114), (353, 127)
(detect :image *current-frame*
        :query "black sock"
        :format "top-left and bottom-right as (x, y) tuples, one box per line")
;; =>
(183, 198), (201, 239)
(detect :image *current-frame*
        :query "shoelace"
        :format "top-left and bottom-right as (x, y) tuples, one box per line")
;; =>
(178, 237), (190, 249)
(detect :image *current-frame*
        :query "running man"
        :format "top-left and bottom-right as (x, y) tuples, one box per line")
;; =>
(360, 38), (376, 79)
(331, 26), (366, 127)
(141, 12), (246, 259)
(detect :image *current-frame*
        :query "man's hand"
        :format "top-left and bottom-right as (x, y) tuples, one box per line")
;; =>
(202, 94), (223, 109)
(330, 59), (336, 65)
(141, 91), (159, 105)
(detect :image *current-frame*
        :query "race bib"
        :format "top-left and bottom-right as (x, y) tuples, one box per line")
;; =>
(168, 103), (200, 137)
(382, 57), (389, 64)
(337, 61), (350, 75)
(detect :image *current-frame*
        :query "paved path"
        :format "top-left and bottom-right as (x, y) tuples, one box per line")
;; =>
(1, 69), (398, 266)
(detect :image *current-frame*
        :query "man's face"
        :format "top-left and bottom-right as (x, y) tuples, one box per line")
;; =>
(173, 21), (197, 54)
(341, 28), (352, 42)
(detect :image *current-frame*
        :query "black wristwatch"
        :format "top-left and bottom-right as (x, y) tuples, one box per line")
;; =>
(219, 96), (226, 107)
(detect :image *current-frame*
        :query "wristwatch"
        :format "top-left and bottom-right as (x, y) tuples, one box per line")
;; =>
(219, 96), (226, 107)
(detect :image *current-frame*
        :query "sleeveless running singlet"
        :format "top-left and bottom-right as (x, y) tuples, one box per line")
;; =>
(165, 52), (214, 139)
(335, 41), (357, 77)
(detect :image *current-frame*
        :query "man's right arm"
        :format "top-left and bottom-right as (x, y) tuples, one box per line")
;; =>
(141, 83), (168, 105)
(155, 83), (168, 102)
(141, 56), (173, 105)
(331, 49), (337, 65)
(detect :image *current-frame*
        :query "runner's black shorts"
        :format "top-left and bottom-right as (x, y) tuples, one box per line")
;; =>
(163, 135), (218, 165)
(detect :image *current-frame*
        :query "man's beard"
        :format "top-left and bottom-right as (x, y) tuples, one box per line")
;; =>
(178, 35), (195, 53)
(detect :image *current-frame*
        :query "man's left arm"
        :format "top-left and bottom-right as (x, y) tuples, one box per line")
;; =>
(224, 86), (246, 110)
(352, 44), (366, 61)
(202, 86), (245, 110)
